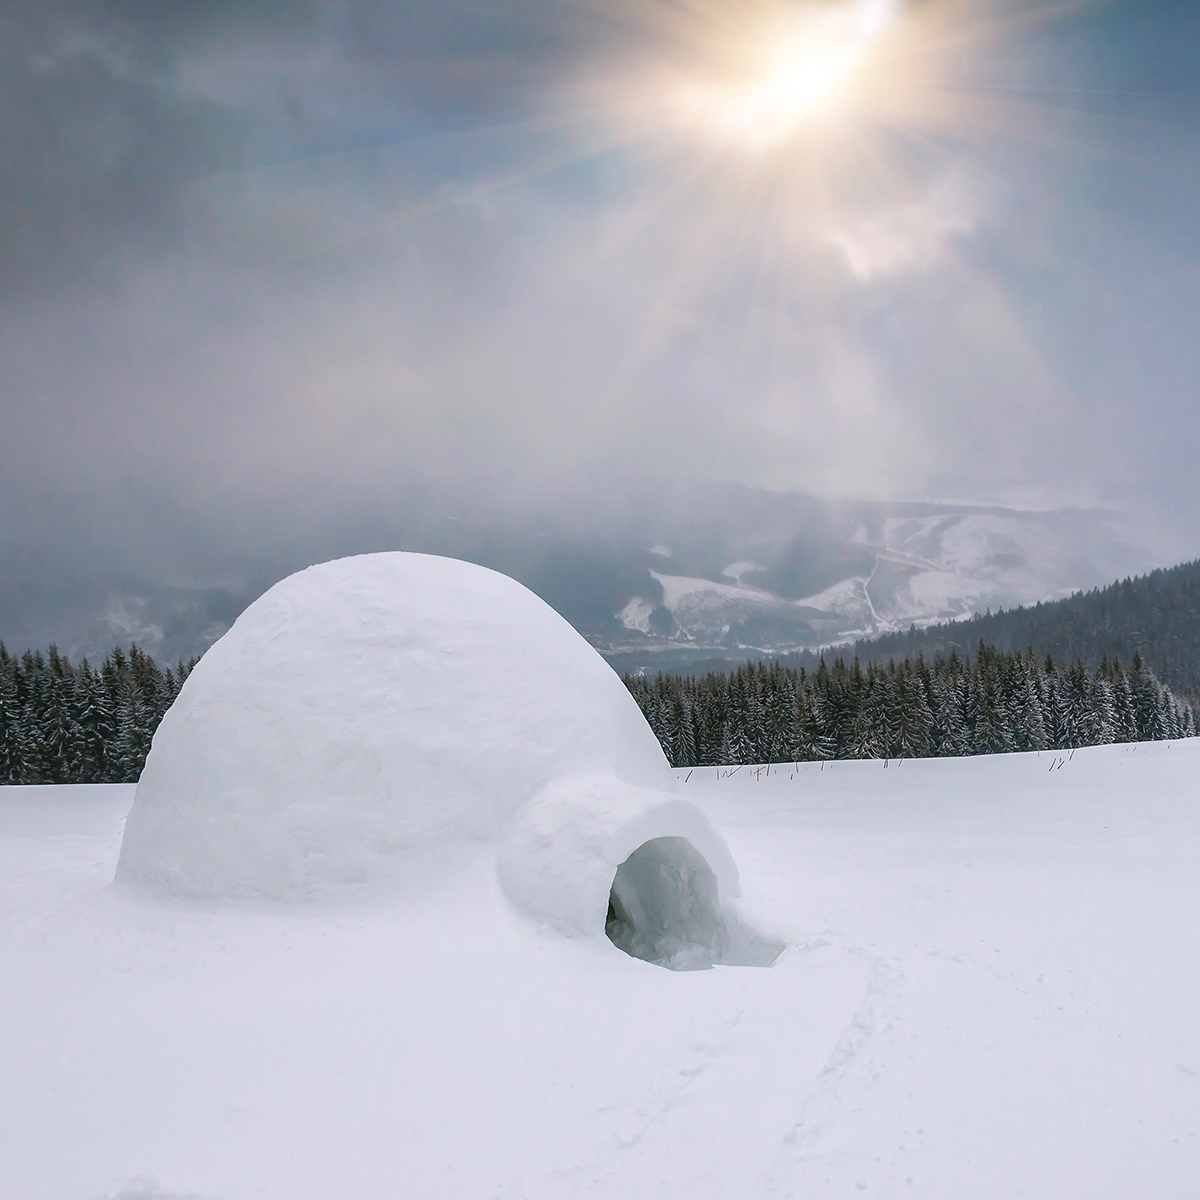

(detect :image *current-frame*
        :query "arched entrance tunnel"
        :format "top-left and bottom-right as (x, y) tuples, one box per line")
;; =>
(605, 837), (784, 971)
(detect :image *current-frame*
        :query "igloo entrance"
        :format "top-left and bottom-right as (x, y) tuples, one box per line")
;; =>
(605, 837), (783, 971)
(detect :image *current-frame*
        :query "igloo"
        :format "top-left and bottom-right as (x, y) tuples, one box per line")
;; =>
(117, 553), (779, 969)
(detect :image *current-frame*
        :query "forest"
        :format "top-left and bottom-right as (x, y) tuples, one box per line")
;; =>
(0, 644), (193, 784)
(623, 647), (1193, 768)
(844, 559), (1200, 702)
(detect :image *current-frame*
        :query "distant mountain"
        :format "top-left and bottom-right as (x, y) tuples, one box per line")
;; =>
(592, 490), (1165, 672)
(0, 481), (1169, 669)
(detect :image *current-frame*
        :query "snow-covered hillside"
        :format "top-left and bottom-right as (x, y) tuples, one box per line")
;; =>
(617, 506), (1151, 657)
(4, 741), (1198, 1199)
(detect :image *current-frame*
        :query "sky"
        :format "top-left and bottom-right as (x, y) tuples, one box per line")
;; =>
(3, 0), (1200, 639)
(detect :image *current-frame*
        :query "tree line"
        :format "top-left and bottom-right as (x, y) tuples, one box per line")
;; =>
(0, 644), (195, 784)
(2, 638), (1193, 785)
(623, 646), (1195, 768)
(841, 559), (1200, 704)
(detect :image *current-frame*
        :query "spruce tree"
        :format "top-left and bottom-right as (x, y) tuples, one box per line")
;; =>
(969, 647), (1012, 755)
(892, 663), (934, 758)
(1014, 655), (1047, 751)
(39, 663), (79, 783)
(674, 694), (698, 768)
(1041, 659), (1069, 749)
(71, 663), (114, 783)
(848, 669), (889, 758)
(0, 656), (19, 783)
(1089, 673), (1117, 745)
(1129, 654), (1166, 741)
(113, 676), (154, 783)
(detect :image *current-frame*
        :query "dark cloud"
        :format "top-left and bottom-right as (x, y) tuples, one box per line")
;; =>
(0, 3), (251, 299)
(0, 0), (617, 302)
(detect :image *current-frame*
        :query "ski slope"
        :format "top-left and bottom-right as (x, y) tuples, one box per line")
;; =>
(3, 741), (1198, 1199)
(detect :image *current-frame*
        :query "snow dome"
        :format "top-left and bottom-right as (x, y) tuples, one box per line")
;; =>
(117, 553), (778, 968)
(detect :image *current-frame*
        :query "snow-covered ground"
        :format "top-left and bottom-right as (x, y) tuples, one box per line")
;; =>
(3, 741), (1198, 1199)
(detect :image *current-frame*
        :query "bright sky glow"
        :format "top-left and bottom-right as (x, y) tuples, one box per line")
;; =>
(673, 0), (899, 149)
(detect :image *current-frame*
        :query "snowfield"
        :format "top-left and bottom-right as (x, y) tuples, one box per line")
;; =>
(3, 741), (1198, 1200)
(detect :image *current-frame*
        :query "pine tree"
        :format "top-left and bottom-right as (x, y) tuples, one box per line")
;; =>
(929, 662), (964, 756)
(1088, 673), (1117, 745)
(848, 669), (889, 759)
(809, 685), (838, 760)
(969, 646), (1013, 755)
(1163, 689), (1184, 740)
(0, 653), (19, 783)
(38, 660), (79, 783)
(824, 658), (857, 757)
(1129, 653), (1167, 742)
(762, 665), (794, 763)
(892, 663), (934, 758)
(113, 676), (154, 783)
(1108, 659), (1139, 743)
(697, 676), (727, 765)
(674, 693), (698, 768)
(1060, 661), (1094, 748)
(787, 685), (817, 761)
(726, 714), (756, 765)
(71, 662), (114, 783)
(744, 669), (769, 763)
(1013, 654), (1047, 751)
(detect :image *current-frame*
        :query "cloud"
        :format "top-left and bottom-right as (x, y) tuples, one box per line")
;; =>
(825, 170), (979, 280)
(0, 3), (254, 301)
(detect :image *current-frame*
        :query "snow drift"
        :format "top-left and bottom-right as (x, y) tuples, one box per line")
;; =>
(116, 553), (774, 966)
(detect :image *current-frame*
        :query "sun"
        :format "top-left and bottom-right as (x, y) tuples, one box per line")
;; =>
(724, 0), (897, 138)
(669, 0), (901, 150)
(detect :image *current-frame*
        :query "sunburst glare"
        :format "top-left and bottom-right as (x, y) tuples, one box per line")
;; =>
(514, 0), (1079, 425)
(671, 0), (900, 149)
(556, 0), (1067, 295)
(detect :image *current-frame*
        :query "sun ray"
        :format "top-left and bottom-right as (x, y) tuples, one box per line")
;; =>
(233, 0), (1112, 429)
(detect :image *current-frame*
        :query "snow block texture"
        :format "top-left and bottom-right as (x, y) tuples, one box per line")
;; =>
(116, 552), (765, 966)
